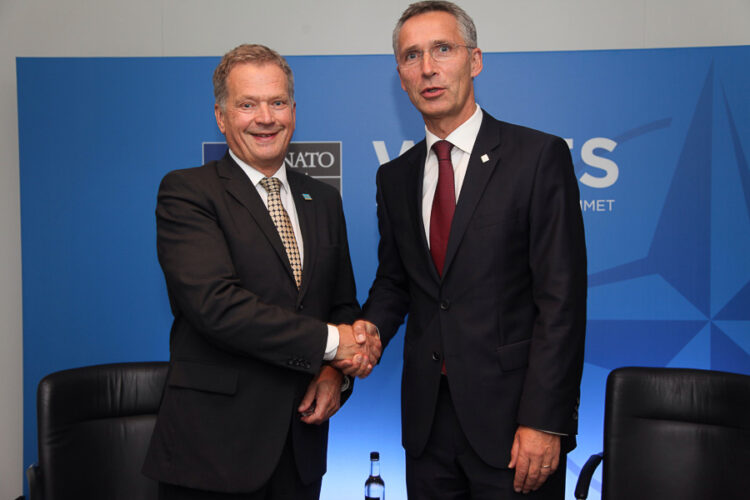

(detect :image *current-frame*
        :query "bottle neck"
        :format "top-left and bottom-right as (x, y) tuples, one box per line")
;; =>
(370, 459), (380, 477)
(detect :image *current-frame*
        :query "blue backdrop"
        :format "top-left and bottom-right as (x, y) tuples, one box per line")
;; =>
(17, 46), (750, 499)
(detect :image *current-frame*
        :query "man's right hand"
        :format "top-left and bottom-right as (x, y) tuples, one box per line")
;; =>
(332, 320), (382, 378)
(333, 323), (372, 378)
(354, 319), (382, 363)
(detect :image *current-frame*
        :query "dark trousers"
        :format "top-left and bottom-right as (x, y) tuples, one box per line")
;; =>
(158, 429), (321, 500)
(406, 376), (566, 500)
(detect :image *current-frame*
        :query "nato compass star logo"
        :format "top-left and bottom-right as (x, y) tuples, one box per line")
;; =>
(582, 63), (750, 376)
(567, 59), (750, 498)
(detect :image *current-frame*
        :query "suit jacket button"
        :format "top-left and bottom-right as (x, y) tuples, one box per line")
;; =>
(440, 300), (450, 311)
(298, 304), (304, 310)
(432, 352), (441, 361)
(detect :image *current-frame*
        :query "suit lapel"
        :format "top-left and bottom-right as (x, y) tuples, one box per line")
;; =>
(442, 113), (503, 278)
(217, 154), (297, 286)
(288, 171), (316, 301)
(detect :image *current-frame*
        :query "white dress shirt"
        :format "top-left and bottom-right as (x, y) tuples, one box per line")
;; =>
(422, 104), (483, 244)
(229, 150), (339, 360)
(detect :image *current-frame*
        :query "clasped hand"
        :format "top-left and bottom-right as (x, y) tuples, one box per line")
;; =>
(331, 320), (382, 378)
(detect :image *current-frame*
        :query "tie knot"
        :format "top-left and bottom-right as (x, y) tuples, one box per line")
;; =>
(432, 140), (453, 162)
(260, 176), (281, 194)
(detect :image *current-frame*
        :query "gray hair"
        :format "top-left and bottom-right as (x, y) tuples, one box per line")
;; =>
(213, 44), (295, 110)
(392, 1), (477, 55)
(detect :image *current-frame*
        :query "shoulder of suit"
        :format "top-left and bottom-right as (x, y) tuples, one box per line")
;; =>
(378, 138), (426, 175)
(159, 160), (224, 192)
(485, 111), (564, 147)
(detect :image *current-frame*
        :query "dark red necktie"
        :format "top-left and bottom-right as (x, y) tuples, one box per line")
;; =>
(429, 140), (455, 277)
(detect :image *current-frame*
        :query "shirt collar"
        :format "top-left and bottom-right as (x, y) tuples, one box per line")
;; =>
(425, 103), (483, 156)
(228, 149), (291, 194)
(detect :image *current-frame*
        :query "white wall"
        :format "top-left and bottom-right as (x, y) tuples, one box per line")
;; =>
(1, 0), (748, 496)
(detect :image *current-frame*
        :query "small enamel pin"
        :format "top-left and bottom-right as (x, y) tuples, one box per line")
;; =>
(302, 193), (313, 201)
(481, 154), (490, 163)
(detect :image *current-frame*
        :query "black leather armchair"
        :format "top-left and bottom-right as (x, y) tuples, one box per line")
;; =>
(575, 366), (750, 500)
(26, 362), (168, 500)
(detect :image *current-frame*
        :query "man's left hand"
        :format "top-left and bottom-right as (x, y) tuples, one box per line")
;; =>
(298, 365), (343, 425)
(508, 425), (561, 494)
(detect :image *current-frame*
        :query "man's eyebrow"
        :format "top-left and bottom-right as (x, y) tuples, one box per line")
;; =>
(401, 39), (453, 52)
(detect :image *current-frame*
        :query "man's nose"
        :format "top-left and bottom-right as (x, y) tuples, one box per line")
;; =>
(421, 51), (437, 75)
(255, 103), (274, 123)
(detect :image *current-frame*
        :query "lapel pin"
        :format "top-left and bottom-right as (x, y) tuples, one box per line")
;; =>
(481, 154), (490, 163)
(302, 193), (313, 201)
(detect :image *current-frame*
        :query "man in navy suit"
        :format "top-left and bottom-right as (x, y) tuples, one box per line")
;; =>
(143, 44), (371, 500)
(345, 2), (587, 498)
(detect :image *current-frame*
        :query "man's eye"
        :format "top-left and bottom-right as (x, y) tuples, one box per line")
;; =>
(241, 103), (254, 109)
(405, 51), (419, 61)
(437, 44), (452, 54)
(273, 100), (285, 107)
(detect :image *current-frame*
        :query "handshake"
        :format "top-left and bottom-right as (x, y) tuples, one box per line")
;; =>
(331, 320), (382, 378)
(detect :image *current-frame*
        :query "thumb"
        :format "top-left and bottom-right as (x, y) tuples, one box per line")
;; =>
(508, 432), (520, 468)
(353, 321), (367, 343)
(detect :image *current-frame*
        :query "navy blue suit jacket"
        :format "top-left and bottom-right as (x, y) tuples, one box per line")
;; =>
(363, 111), (587, 467)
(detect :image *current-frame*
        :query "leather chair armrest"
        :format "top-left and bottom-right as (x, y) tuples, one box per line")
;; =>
(26, 464), (42, 500)
(574, 452), (603, 499)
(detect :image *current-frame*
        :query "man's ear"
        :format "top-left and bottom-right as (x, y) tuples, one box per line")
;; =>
(470, 48), (483, 78)
(214, 103), (226, 134)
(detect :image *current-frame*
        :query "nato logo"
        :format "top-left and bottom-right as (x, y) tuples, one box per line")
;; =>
(585, 63), (750, 377)
(203, 142), (343, 193)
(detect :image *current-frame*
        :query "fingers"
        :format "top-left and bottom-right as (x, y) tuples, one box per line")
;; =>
(297, 380), (317, 416)
(332, 355), (369, 377)
(352, 319), (369, 343)
(300, 395), (326, 425)
(300, 367), (342, 425)
(509, 426), (561, 494)
(354, 320), (382, 366)
(332, 321), (382, 378)
(365, 330), (382, 363)
(508, 431), (520, 469)
(335, 324), (374, 378)
(334, 324), (369, 362)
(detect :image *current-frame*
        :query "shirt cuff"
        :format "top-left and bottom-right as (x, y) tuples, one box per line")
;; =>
(531, 426), (567, 437)
(323, 324), (340, 361)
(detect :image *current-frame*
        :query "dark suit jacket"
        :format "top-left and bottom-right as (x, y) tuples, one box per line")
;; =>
(363, 111), (587, 468)
(143, 153), (360, 492)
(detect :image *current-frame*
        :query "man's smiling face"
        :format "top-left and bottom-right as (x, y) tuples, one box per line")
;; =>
(215, 62), (296, 176)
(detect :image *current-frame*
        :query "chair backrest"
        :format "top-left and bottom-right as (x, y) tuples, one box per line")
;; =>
(602, 366), (750, 500)
(36, 361), (168, 500)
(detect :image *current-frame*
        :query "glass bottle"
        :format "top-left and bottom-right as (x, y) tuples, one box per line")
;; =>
(364, 451), (385, 500)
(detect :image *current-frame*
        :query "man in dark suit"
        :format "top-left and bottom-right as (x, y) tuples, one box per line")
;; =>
(143, 44), (370, 500)
(347, 2), (587, 498)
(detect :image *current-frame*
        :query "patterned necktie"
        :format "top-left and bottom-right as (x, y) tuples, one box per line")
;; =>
(259, 177), (302, 288)
(430, 140), (456, 276)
